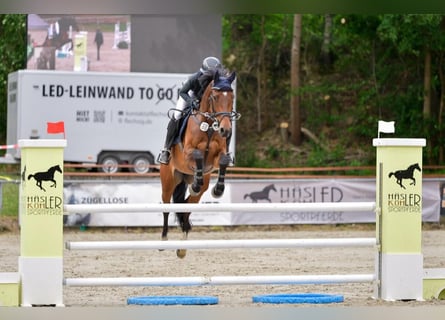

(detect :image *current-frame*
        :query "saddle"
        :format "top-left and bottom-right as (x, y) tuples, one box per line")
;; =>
(173, 108), (193, 145)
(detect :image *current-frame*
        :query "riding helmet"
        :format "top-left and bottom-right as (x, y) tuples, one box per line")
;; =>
(200, 56), (221, 72)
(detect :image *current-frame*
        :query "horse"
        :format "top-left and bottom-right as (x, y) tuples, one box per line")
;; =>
(388, 163), (421, 189)
(243, 184), (277, 203)
(160, 69), (240, 258)
(40, 16), (79, 50)
(36, 16), (79, 69)
(27, 165), (63, 192)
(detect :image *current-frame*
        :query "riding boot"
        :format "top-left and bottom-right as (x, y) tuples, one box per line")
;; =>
(157, 119), (180, 164)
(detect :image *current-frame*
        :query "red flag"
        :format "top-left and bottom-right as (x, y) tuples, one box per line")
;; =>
(47, 121), (65, 139)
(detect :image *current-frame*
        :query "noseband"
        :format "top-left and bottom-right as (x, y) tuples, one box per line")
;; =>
(194, 89), (240, 132)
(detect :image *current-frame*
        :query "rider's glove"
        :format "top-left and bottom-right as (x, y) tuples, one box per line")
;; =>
(191, 100), (199, 109)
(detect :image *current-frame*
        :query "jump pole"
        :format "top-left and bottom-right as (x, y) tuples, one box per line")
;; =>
(18, 139), (66, 306)
(373, 138), (426, 301)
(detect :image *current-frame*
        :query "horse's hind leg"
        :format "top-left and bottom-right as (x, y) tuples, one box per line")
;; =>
(161, 212), (169, 241)
(37, 181), (45, 192)
(175, 211), (191, 259)
(212, 153), (231, 198)
(173, 181), (190, 258)
(159, 163), (176, 242)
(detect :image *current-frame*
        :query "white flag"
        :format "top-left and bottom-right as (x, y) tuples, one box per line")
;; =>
(378, 120), (395, 134)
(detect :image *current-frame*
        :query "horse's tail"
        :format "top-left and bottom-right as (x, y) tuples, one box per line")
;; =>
(27, 174), (34, 180)
(243, 193), (250, 199)
(388, 172), (394, 178)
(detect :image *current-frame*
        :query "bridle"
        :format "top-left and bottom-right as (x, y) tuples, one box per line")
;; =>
(192, 88), (241, 132)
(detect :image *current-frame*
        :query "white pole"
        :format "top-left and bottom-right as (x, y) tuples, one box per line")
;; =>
(64, 274), (376, 287)
(66, 238), (377, 251)
(64, 202), (376, 214)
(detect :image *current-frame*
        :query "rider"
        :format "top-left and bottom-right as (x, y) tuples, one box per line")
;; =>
(157, 56), (224, 165)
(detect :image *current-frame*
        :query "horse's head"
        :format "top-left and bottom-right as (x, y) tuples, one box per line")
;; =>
(203, 70), (239, 139)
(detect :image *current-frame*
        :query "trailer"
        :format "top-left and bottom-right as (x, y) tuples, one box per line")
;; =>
(3, 70), (236, 173)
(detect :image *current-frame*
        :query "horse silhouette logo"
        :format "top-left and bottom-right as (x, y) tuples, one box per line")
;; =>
(27, 164), (62, 192)
(388, 163), (421, 189)
(244, 184), (277, 203)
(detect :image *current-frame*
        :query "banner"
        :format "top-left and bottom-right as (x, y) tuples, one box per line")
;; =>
(231, 179), (438, 225)
(63, 178), (440, 227)
(63, 180), (232, 227)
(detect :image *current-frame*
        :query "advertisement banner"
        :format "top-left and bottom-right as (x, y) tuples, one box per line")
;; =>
(231, 179), (438, 225)
(63, 178), (440, 227)
(63, 180), (233, 227)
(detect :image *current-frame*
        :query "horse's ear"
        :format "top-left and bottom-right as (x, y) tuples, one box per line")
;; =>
(228, 71), (236, 83)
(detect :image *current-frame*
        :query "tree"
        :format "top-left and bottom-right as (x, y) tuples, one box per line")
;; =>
(377, 14), (445, 162)
(320, 14), (333, 70)
(0, 14), (26, 143)
(290, 14), (302, 146)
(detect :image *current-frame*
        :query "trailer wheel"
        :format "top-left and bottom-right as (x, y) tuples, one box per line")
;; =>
(131, 153), (154, 174)
(98, 154), (120, 174)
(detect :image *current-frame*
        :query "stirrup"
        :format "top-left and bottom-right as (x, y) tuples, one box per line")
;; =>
(157, 149), (171, 164)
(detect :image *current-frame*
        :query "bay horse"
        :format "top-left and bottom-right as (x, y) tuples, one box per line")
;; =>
(160, 70), (240, 258)
(388, 163), (421, 189)
(27, 164), (63, 192)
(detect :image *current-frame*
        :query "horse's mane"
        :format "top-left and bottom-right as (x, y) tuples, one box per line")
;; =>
(198, 67), (232, 96)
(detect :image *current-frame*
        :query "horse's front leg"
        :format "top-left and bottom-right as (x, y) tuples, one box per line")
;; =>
(189, 150), (204, 196)
(212, 153), (231, 198)
(51, 179), (57, 188)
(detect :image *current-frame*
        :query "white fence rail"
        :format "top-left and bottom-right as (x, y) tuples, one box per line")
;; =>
(64, 201), (376, 214)
(64, 274), (377, 287)
(66, 238), (377, 251)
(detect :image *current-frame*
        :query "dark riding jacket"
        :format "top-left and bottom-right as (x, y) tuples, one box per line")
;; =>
(179, 70), (215, 107)
(179, 71), (203, 106)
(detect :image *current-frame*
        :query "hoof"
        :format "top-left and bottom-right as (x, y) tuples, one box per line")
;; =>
(159, 235), (168, 251)
(176, 249), (187, 259)
(188, 184), (201, 196)
(211, 185), (224, 198)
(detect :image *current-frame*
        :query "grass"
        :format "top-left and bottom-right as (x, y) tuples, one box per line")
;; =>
(0, 180), (19, 217)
